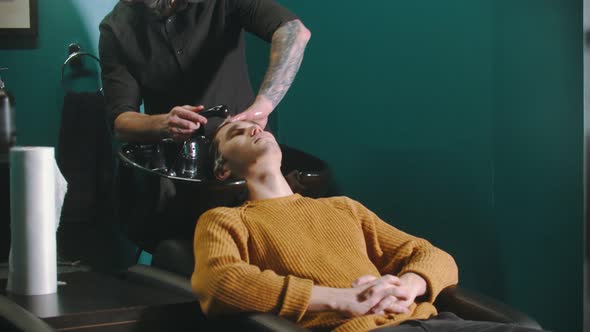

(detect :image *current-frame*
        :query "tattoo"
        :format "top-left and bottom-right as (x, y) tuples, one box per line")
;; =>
(259, 20), (309, 108)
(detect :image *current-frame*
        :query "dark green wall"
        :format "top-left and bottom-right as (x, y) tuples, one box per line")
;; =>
(0, 1), (111, 147)
(0, 1), (583, 331)
(493, 1), (583, 328)
(0, 0), (135, 265)
(274, 1), (582, 331)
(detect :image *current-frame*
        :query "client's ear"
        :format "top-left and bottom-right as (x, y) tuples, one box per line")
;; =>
(215, 163), (231, 181)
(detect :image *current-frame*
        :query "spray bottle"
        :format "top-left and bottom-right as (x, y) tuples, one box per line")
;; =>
(0, 68), (15, 163)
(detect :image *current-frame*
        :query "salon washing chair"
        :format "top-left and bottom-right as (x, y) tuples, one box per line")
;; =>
(114, 106), (542, 331)
(119, 128), (540, 331)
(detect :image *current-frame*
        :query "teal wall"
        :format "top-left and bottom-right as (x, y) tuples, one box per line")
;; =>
(0, 0), (116, 147)
(493, 1), (583, 328)
(0, 1), (583, 331)
(275, 1), (583, 331)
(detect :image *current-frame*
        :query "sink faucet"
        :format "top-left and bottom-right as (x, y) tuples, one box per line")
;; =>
(173, 105), (230, 178)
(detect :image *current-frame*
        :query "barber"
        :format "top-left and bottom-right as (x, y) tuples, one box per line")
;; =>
(99, 0), (311, 142)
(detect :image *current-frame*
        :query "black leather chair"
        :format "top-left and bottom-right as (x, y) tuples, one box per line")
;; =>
(115, 140), (543, 331)
(123, 239), (543, 331)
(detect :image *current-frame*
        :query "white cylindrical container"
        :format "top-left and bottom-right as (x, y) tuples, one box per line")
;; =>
(7, 146), (57, 295)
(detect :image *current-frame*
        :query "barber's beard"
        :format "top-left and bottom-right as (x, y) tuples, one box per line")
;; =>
(145, 0), (184, 17)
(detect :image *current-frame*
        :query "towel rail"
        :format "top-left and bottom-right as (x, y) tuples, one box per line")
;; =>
(61, 43), (102, 93)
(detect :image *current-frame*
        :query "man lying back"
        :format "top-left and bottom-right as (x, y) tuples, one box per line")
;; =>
(191, 120), (544, 332)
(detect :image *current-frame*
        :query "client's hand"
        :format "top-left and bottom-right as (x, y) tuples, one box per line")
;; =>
(164, 105), (207, 141)
(307, 274), (423, 317)
(333, 275), (408, 318)
(352, 273), (425, 315)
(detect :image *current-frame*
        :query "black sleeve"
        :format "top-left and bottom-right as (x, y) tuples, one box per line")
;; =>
(98, 21), (142, 130)
(230, 0), (299, 42)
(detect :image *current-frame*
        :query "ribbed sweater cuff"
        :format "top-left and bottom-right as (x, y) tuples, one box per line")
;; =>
(278, 275), (313, 322)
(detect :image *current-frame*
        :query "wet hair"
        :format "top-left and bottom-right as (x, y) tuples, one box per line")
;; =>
(208, 119), (231, 179)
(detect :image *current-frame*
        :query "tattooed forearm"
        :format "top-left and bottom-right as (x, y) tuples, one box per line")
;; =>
(258, 20), (311, 108)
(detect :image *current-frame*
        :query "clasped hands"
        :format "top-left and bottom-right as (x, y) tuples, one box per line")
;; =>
(339, 273), (424, 318)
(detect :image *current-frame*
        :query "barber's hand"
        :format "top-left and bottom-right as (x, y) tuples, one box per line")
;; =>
(334, 275), (408, 318)
(164, 105), (207, 141)
(228, 98), (273, 129)
(353, 274), (422, 315)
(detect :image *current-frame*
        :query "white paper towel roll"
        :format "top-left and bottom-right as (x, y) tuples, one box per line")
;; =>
(7, 146), (66, 295)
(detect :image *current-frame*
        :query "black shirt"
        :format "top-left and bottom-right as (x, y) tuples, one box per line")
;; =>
(99, 0), (297, 135)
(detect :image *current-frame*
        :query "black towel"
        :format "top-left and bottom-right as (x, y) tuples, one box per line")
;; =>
(57, 91), (113, 225)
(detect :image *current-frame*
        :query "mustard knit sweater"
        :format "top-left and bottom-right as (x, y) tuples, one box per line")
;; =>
(191, 194), (458, 332)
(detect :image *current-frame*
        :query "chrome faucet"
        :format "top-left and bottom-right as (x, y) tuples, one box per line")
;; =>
(173, 105), (229, 179)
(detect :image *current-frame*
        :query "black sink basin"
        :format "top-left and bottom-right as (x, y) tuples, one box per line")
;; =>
(116, 141), (331, 253)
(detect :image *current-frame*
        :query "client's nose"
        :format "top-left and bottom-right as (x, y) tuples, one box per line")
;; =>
(250, 126), (262, 137)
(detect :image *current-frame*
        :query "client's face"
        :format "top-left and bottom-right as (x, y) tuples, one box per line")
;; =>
(215, 120), (281, 176)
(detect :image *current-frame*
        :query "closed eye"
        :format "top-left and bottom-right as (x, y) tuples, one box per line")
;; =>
(227, 127), (245, 140)
(232, 128), (245, 138)
(224, 121), (259, 141)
